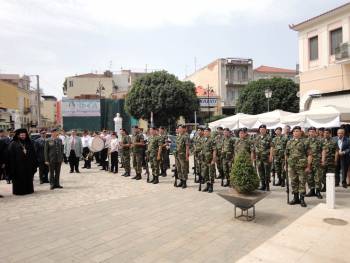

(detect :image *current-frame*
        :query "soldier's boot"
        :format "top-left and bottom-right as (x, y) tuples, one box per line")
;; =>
(305, 188), (316, 197)
(149, 176), (155, 183)
(280, 178), (285, 187)
(162, 170), (167, 177)
(177, 180), (183, 188)
(131, 174), (138, 179)
(300, 193), (307, 207)
(208, 183), (213, 193)
(315, 189), (323, 199)
(182, 180), (187, 189)
(202, 183), (210, 192)
(321, 185), (326, 192)
(223, 179), (230, 187)
(152, 176), (159, 184)
(266, 182), (270, 191)
(124, 172), (130, 177)
(289, 193), (300, 205)
(135, 173), (142, 180)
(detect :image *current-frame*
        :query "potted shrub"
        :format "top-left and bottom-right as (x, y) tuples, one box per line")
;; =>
(230, 151), (259, 194)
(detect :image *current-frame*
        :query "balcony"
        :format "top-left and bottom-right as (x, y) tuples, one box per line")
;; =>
(335, 42), (350, 64)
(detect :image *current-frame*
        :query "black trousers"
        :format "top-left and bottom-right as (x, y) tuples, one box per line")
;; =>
(69, 150), (79, 172)
(49, 162), (62, 187)
(82, 147), (91, 168)
(38, 162), (49, 182)
(100, 148), (108, 170)
(335, 157), (349, 185)
(110, 151), (118, 173)
(95, 151), (101, 164)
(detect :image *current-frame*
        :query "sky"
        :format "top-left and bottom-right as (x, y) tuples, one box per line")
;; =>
(0, 0), (348, 99)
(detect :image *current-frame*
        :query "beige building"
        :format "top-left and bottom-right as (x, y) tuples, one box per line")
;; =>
(253, 65), (298, 82)
(41, 96), (57, 127)
(184, 58), (253, 115)
(290, 3), (350, 111)
(64, 70), (147, 99)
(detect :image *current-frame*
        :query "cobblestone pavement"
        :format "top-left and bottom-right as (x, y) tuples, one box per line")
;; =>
(1, 158), (346, 263)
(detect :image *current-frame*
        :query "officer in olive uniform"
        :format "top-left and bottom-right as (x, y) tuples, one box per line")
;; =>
(159, 127), (169, 177)
(285, 126), (312, 207)
(221, 128), (235, 187)
(119, 128), (131, 177)
(253, 124), (273, 191)
(35, 130), (49, 184)
(321, 128), (339, 192)
(272, 127), (288, 187)
(193, 127), (204, 183)
(44, 128), (64, 190)
(147, 127), (162, 184)
(305, 127), (323, 199)
(131, 126), (145, 180)
(175, 125), (190, 189)
(201, 128), (217, 193)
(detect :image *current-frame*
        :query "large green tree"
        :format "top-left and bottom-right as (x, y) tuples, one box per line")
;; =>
(236, 78), (299, 114)
(125, 71), (199, 126)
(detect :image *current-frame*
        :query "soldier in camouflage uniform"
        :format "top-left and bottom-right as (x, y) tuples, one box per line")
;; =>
(159, 127), (169, 177)
(201, 128), (217, 193)
(146, 127), (162, 184)
(234, 128), (252, 157)
(252, 125), (273, 191)
(285, 126), (312, 207)
(317, 127), (325, 141)
(221, 128), (235, 187)
(175, 125), (190, 189)
(119, 128), (131, 177)
(193, 127), (204, 183)
(321, 128), (339, 192)
(305, 127), (323, 199)
(272, 127), (288, 187)
(214, 127), (224, 179)
(131, 126), (145, 180)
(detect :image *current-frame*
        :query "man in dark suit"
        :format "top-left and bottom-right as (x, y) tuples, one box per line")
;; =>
(34, 130), (49, 184)
(335, 128), (350, 188)
(45, 128), (64, 190)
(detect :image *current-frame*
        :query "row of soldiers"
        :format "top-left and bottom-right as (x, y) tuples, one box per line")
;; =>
(192, 124), (342, 207)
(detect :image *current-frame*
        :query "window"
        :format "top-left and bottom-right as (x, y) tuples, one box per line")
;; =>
(309, 36), (318, 61)
(69, 80), (74, 87)
(330, 27), (342, 55)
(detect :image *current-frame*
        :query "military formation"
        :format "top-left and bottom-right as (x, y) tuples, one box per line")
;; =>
(1, 124), (348, 210)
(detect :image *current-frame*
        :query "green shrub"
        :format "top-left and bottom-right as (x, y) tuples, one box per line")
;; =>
(230, 151), (259, 194)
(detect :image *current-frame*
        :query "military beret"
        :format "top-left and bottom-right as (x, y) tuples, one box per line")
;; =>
(259, 124), (267, 129)
(238, 128), (247, 132)
(275, 127), (282, 131)
(223, 128), (230, 132)
(204, 127), (211, 131)
(217, 127), (223, 130)
(308, 126), (316, 131)
(292, 126), (302, 132)
(318, 127), (325, 131)
(197, 127), (204, 131)
(324, 128), (332, 132)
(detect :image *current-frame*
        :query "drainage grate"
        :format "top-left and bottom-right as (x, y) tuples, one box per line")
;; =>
(323, 218), (348, 226)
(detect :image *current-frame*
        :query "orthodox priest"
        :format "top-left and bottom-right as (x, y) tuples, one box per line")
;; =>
(8, 128), (38, 195)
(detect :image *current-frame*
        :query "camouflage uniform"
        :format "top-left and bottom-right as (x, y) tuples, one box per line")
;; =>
(193, 134), (204, 179)
(322, 138), (338, 187)
(307, 137), (323, 191)
(158, 133), (169, 175)
(234, 138), (252, 156)
(147, 135), (161, 179)
(201, 136), (216, 184)
(285, 138), (310, 194)
(131, 132), (144, 176)
(176, 133), (190, 181)
(121, 135), (131, 174)
(253, 134), (272, 188)
(272, 135), (288, 184)
(221, 136), (235, 182)
(215, 133), (224, 178)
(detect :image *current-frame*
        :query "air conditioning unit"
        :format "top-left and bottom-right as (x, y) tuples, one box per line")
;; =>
(335, 42), (349, 60)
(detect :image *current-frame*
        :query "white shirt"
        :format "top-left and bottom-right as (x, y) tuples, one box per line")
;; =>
(82, 135), (92, 148)
(338, 137), (343, 151)
(59, 135), (66, 143)
(101, 134), (111, 148)
(110, 138), (119, 152)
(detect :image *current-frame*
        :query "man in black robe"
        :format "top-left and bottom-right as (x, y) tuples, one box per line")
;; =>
(8, 129), (38, 195)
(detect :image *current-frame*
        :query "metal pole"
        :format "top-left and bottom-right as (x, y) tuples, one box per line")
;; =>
(36, 75), (41, 128)
(194, 111), (197, 130)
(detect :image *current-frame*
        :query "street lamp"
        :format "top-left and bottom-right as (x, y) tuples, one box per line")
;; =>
(96, 81), (105, 99)
(264, 88), (272, 112)
(205, 85), (214, 125)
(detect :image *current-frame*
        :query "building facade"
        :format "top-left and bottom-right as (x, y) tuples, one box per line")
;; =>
(290, 2), (350, 111)
(253, 65), (298, 82)
(41, 96), (57, 128)
(184, 58), (253, 115)
(0, 80), (18, 129)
